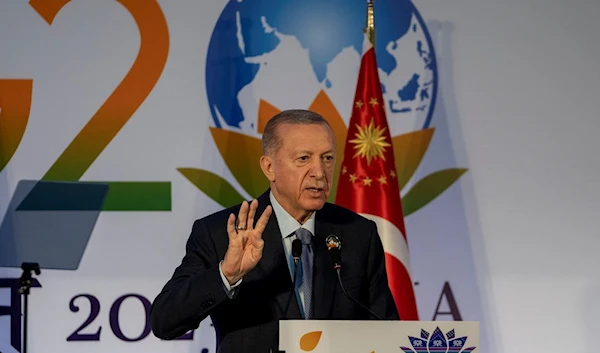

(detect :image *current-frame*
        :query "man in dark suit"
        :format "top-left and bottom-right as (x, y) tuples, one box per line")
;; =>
(149, 109), (399, 352)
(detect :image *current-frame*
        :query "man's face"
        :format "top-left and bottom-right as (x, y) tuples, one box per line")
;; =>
(261, 123), (336, 223)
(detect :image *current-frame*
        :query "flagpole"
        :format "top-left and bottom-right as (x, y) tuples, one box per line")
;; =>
(364, 0), (375, 46)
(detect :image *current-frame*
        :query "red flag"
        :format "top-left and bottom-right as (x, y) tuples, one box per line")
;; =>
(335, 32), (419, 320)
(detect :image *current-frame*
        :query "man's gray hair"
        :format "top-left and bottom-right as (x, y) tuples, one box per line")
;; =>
(261, 109), (333, 155)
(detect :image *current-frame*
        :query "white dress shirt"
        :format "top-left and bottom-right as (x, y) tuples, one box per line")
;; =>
(268, 191), (315, 312)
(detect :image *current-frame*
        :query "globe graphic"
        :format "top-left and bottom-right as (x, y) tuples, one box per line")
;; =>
(205, 0), (437, 137)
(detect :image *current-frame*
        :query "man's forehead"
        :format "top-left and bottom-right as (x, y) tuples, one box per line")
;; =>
(278, 122), (333, 137)
(284, 141), (335, 155)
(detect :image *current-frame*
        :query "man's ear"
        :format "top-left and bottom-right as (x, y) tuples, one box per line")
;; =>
(260, 155), (275, 182)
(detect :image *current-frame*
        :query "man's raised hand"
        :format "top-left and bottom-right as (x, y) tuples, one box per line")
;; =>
(221, 199), (273, 285)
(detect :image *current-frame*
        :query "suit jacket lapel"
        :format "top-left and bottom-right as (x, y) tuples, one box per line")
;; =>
(312, 211), (339, 319)
(252, 191), (302, 319)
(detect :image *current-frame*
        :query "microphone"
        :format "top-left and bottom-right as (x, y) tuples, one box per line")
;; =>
(283, 239), (303, 317)
(325, 235), (382, 320)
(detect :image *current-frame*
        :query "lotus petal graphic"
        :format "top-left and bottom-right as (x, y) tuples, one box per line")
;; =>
(299, 331), (322, 351)
(400, 327), (476, 353)
(178, 90), (466, 216)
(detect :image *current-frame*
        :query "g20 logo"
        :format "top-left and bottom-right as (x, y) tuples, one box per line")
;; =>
(0, 0), (171, 213)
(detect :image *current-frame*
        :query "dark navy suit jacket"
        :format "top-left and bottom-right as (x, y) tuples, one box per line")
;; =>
(149, 190), (399, 353)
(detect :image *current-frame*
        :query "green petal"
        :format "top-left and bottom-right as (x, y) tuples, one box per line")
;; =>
(402, 168), (467, 216)
(177, 168), (245, 208)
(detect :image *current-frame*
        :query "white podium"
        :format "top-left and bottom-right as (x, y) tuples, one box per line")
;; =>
(278, 320), (479, 353)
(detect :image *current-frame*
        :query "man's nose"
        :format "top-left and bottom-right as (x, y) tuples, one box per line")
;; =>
(310, 159), (326, 179)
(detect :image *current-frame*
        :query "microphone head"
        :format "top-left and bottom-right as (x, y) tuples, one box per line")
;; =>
(326, 235), (342, 268)
(291, 238), (303, 259)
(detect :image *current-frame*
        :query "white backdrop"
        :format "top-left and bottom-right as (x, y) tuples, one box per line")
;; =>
(415, 0), (600, 351)
(1, 0), (599, 352)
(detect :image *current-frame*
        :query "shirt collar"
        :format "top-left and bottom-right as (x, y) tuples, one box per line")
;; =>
(269, 191), (315, 239)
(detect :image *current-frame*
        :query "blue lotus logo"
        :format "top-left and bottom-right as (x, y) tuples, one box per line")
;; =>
(400, 327), (477, 353)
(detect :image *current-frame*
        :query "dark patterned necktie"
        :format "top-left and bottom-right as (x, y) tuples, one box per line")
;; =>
(295, 227), (313, 319)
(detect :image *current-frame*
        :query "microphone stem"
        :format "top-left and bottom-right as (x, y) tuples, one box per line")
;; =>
(335, 269), (382, 320)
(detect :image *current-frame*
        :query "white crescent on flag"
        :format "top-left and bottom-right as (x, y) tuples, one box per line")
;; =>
(360, 213), (411, 274)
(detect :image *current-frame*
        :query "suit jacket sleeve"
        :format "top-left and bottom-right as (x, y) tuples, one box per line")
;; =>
(149, 219), (229, 339)
(366, 220), (401, 320)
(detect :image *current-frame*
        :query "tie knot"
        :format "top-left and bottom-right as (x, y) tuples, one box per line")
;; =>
(295, 228), (312, 245)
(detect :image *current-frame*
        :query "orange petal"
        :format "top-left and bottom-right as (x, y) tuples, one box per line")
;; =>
(308, 90), (348, 202)
(29, 0), (70, 25)
(257, 99), (281, 134)
(392, 127), (434, 191)
(210, 127), (269, 198)
(299, 331), (322, 351)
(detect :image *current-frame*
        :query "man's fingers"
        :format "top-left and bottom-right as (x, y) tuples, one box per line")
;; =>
(254, 205), (273, 234)
(247, 199), (258, 230)
(236, 200), (249, 230)
(227, 213), (237, 236)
